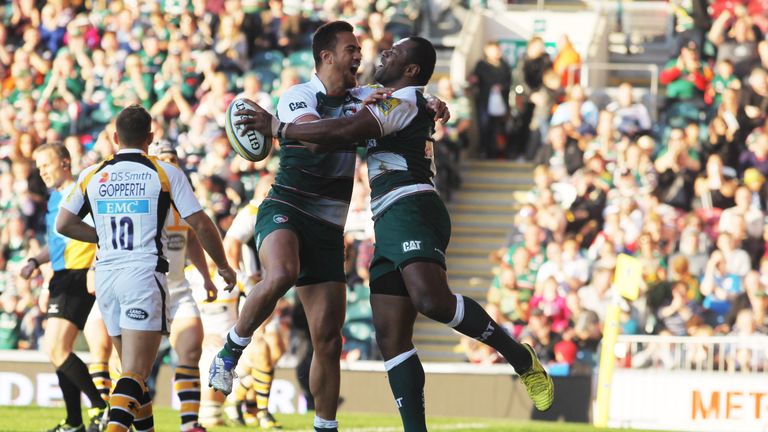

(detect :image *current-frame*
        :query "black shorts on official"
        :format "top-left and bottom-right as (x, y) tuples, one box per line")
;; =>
(47, 269), (95, 330)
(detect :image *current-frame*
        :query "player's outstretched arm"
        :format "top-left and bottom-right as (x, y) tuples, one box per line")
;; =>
(56, 208), (98, 243)
(235, 102), (382, 146)
(187, 228), (218, 302)
(184, 210), (236, 292)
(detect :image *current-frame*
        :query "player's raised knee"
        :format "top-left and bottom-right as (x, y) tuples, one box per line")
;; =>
(412, 295), (454, 324)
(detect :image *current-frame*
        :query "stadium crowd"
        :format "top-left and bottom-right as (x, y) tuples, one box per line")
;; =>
(2, 0), (765, 379)
(467, 2), (768, 373)
(0, 0), (471, 361)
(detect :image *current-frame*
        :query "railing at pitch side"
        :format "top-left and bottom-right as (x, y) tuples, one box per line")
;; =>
(615, 334), (768, 373)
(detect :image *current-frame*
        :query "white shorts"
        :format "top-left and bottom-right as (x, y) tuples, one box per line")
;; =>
(199, 300), (238, 338)
(95, 267), (170, 337)
(169, 280), (201, 320)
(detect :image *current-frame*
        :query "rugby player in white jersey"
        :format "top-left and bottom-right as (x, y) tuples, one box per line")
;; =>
(57, 105), (236, 432)
(154, 143), (219, 432)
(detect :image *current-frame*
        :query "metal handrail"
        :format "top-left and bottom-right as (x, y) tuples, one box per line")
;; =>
(567, 62), (660, 119)
(615, 334), (768, 373)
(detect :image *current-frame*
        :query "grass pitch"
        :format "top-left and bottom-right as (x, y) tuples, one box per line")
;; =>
(0, 406), (665, 432)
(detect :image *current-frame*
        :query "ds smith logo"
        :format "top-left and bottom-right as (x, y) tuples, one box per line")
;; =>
(99, 172), (109, 183)
(402, 241), (421, 252)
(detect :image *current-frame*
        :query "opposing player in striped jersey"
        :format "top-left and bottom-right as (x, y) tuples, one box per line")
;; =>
(230, 37), (554, 431)
(20, 143), (108, 432)
(57, 105), (237, 432)
(155, 144), (219, 432)
(223, 174), (286, 429)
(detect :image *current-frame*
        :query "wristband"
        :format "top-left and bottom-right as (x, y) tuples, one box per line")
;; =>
(28, 258), (40, 269)
(276, 121), (287, 140)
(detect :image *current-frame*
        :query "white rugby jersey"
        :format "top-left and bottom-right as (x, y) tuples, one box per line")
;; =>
(61, 149), (203, 271)
(225, 202), (259, 278)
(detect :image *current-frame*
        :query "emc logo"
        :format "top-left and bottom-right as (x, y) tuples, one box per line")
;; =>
(402, 241), (421, 252)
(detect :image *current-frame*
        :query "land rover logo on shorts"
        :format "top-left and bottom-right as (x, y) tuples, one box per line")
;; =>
(273, 214), (289, 224)
(126, 308), (149, 320)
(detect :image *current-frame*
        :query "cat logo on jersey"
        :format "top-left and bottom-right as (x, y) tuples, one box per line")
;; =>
(273, 214), (289, 224)
(377, 98), (401, 116)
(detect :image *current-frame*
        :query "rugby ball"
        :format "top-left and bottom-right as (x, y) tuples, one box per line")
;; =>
(225, 98), (270, 162)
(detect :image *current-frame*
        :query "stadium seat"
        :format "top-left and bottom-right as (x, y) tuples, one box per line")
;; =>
(250, 50), (285, 75)
(345, 300), (372, 323)
(286, 50), (314, 68)
(250, 67), (278, 93)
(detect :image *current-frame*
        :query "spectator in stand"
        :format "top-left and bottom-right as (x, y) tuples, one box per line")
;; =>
(706, 59), (738, 106)
(553, 35), (581, 88)
(694, 154), (738, 210)
(658, 281), (701, 336)
(530, 277), (570, 333)
(660, 41), (712, 103)
(720, 185), (765, 261)
(740, 67), (768, 123)
(607, 82), (652, 138)
(707, 8), (761, 79)
(519, 308), (561, 364)
(740, 132), (768, 176)
(670, 227), (709, 278)
(725, 270), (767, 332)
(744, 168), (768, 210)
(513, 36), (554, 159)
(700, 250), (743, 325)
(535, 125), (584, 180)
(565, 170), (606, 247)
(550, 84), (599, 141)
(0, 289), (22, 350)
(486, 266), (531, 336)
(469, 41), (512, 159)
(527, 69), (563, 160)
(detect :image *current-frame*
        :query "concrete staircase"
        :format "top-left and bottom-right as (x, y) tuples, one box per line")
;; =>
(413, 159), (535, 362)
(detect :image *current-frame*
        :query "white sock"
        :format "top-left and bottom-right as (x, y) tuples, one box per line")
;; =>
(314, 415), (338, 429)
(228, 326), (252, 347)
(447, 294), (465, 328)
(384, 348), (418, 372)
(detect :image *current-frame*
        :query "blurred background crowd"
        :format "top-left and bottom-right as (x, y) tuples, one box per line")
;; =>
(465, 1), (768, 373)
(1, 0), (767, 377)
(0, 0), (473, 358)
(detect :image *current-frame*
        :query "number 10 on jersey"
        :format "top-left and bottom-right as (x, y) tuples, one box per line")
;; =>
(110, 216), (134, 250)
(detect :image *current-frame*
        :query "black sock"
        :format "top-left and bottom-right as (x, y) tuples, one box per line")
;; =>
(386, 352), (427, 432)
(57, 370), (83, 426)
(452, 296), (532, 372)
(59, 353), (108, 409)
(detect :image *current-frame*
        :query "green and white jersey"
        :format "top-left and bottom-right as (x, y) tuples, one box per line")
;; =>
(365, 86), (436, 218)
(271, 75), (370, 229)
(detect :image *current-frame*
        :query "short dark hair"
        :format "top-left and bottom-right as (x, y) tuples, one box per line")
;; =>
(34, 142), (70, 163)
(405, 36), (436, 86)
(312, 21), (354, 66)
(115, 104), (152, 147)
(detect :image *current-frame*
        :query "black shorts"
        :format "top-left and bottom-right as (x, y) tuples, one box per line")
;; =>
(47, 269), (95, 330)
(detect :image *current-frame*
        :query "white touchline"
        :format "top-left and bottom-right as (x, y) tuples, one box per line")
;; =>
(293, 423), (489, 432)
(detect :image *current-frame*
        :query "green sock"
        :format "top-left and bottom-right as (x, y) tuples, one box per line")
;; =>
(386, 350), (427, 432)
(222, 333), (247, 360)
